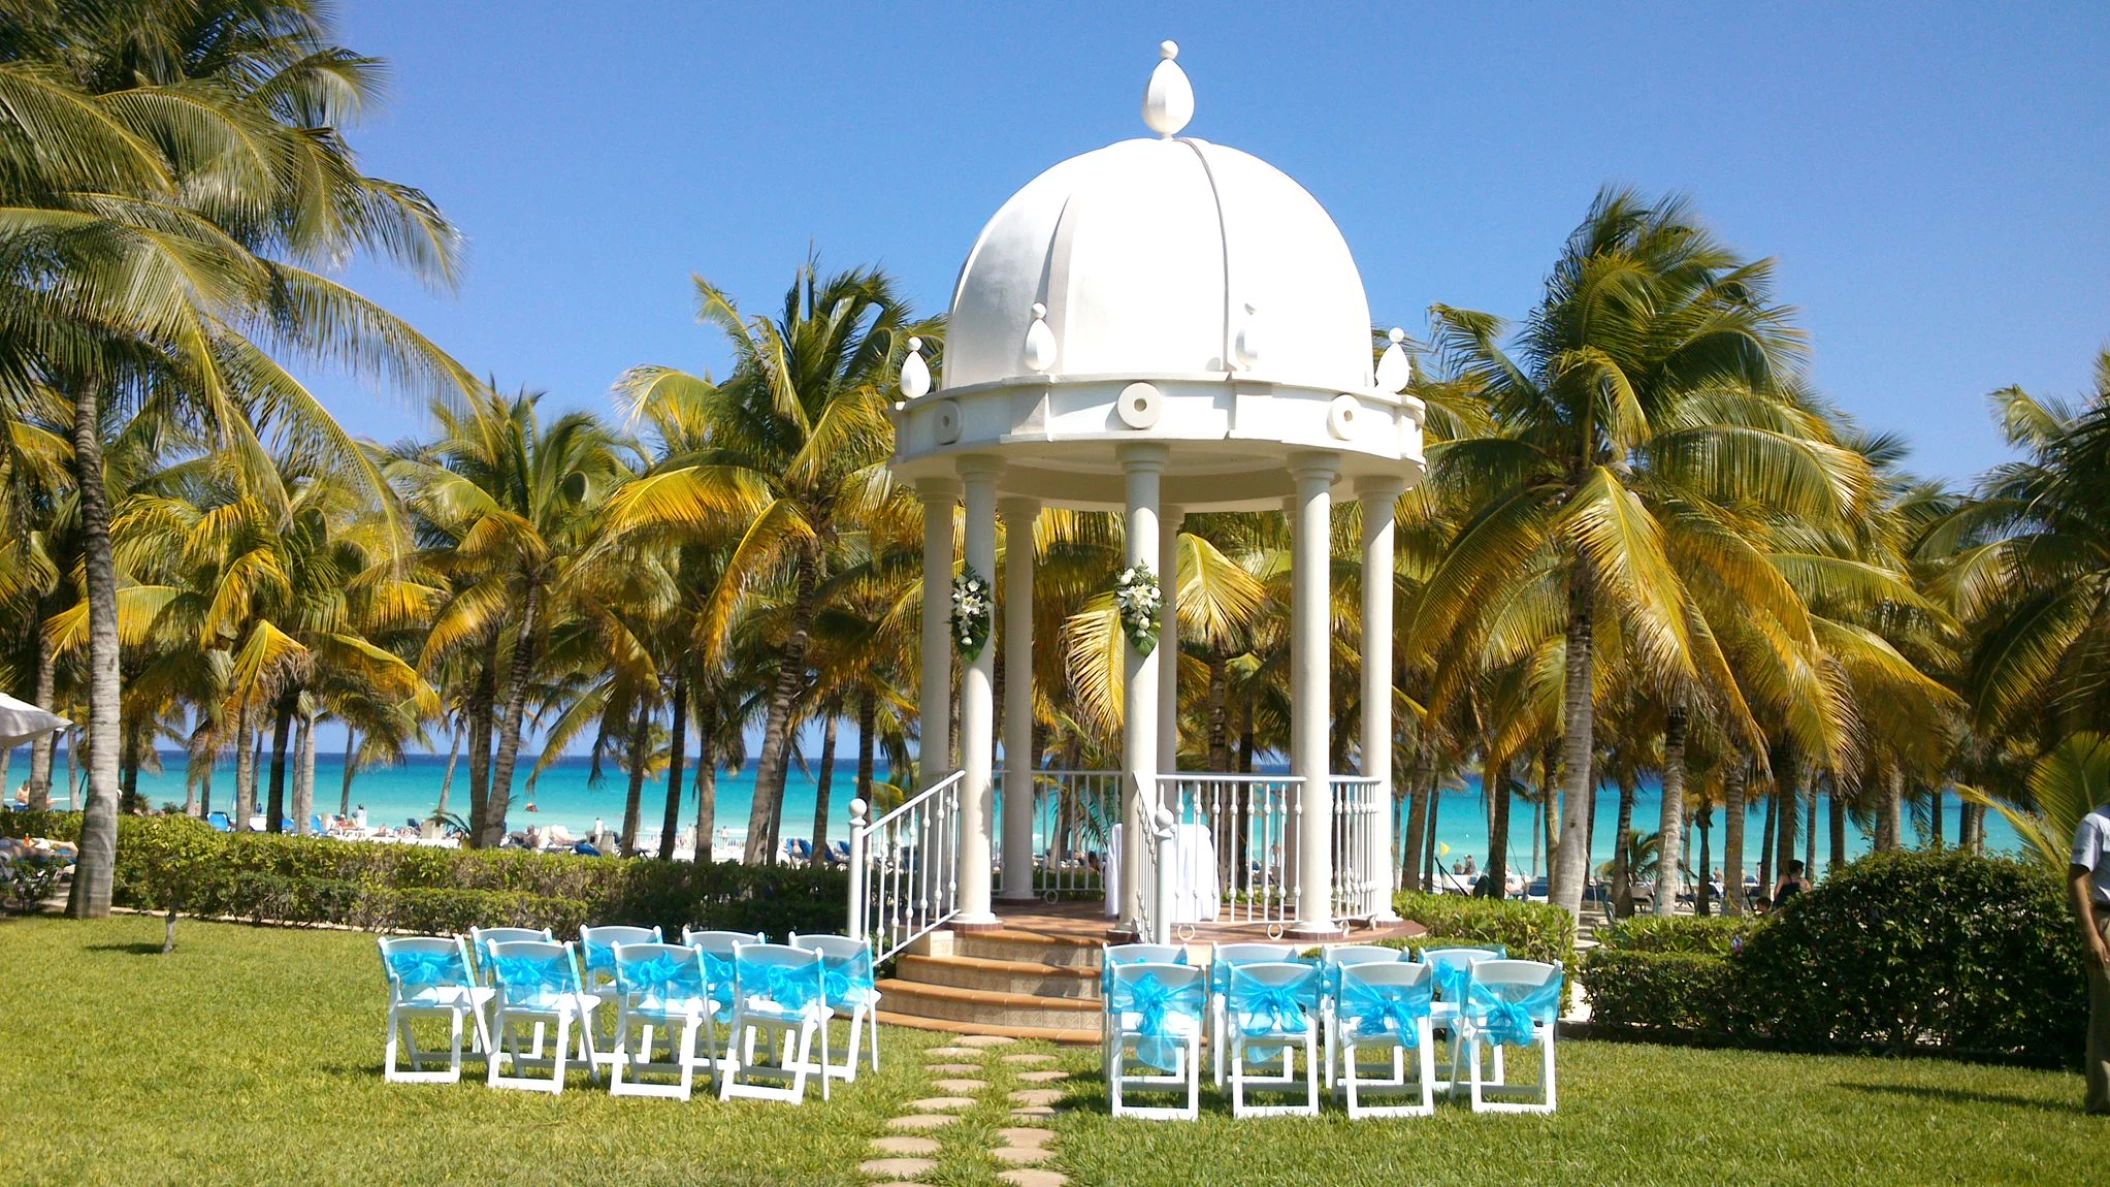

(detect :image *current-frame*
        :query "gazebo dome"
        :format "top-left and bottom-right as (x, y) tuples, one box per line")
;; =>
(943, 136), (1375, 395)
(890, 42), (1423, 512)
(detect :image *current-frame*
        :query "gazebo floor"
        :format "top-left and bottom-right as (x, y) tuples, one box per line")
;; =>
(875, 900), (1426, 1044)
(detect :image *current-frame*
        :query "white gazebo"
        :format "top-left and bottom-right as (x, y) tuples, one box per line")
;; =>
(848, 43), (1425, 952)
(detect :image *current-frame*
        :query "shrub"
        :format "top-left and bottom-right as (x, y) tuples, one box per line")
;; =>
(1581, 950), (1741, 1032)
(1596, 915), (1758, 955)
(1392, 890), (1575, 970)
(1739, 850), (2084, 1061)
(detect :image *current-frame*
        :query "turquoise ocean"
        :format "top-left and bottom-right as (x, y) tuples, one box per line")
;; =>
(15, 749), (2018, 873)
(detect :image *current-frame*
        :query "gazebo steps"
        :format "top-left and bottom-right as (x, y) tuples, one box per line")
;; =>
(897, 952), (1100, 998)
(875, 976), (1103, 1033)
(950, 926), (1104, 968)
(873, 1008), (1100, 1046)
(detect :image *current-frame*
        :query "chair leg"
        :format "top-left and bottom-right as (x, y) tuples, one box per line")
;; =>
(818, 1018), (832, 1102)
(448, 1010), (464, 1081)
(384, 1010), (401, 1081)
(867, 1005), (881, 1072)
(1302, 1031), (1318, 1116)
(551, 1014), (571, 1095)
(1343, 1038), (1360, 1118)
(1542, 1028), (1558, 1112)
(1109, 1037), (1125, 1116)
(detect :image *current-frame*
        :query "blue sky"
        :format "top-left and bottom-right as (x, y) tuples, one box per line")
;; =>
(317, 0), (2110, 488)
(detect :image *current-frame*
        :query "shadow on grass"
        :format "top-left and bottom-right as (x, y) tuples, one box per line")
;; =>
(1840, 1081), (2076, 1115)
(85, 941), (168, 956)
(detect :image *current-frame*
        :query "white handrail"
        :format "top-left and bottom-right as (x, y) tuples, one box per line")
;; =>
(848, 770), (965, 962)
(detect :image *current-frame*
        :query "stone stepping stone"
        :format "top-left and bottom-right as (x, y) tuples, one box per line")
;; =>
(906, 1096), (978, 1111)
(1009, 1089), (1066, 1106)
(885, 1115), (959, 1132)
(925, 1046), (980, 1058)
(925, 1062), (982, 1074)
(1015, 1070), (1068, 1083)
(992, 1147), (1055, 1166)
(930, 1078), (988, 1093)
(859, 1157), (938, 1180)
(1001, 1053), (1058, 1065)
(1009, 1106), (1063, 1120)
(869, 1137), (942, 1157)
(997, 1171), (1069, 1187)
(996, 1126), (1056, 1147)
(959, 1034), (1017, 1047)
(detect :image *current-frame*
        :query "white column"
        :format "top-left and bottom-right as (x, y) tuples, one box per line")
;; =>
(955, 457), (1001, 926)
(1359, 477), (1406, 922)
(1119, 443), (1168, 933)
(1290, 452), (1340, 937)
(1157, 506), (1184, 778)
(998, 495), (1040, 902)
(916, 475), (959, 786)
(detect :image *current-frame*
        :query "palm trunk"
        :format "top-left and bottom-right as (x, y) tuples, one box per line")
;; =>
(1206, 659), (1231, 773)
(232, 698), (257, 827)
(809, 709), (840, 867)
(1723, 761), (1747, 916)
(743, 559), (820, 864)
(1423, 782), (1442, 891)
(265, 694), (295, 834)
(118, 722), (140, 814)
(855, 689), (877, 802)
(1774, 765), (1801, 887)
(1483, 755), (1509, 897)
(466, 635), (499, 844)
(1403, 764), (1431, 895)
(1549, 563), (1595, 917)
(1878, 766), (1903, 851)
(1963, 803), (1985, 853)
(339, 728), (359, 817)
(199, 766), (212, 819)
(63, 376), (124, 917)
(693, 700), (718, 862)
(1653, 705), (1688, 918)
(1929, 784), (1944, 848)
(483, 582), (542, 848)
(26, 595), (58, 810)
(1612, 772), (1637, 917)
(659, 675), (689, 861)
(1827, 781), (1847, 871)
(435, 726), (461, 824)
(620, 698), (650, 855)
(1803, 771), (1817, 876)
(1696, 804), (1714, 916)
(1758, 788), (1777, 899)
(294, 713), (317, 836)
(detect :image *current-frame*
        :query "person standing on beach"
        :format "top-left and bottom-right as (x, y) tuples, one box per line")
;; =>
(2069, 800), (2110, 1114)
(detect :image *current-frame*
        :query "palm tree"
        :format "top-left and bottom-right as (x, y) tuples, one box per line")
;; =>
(1408, 188), (1858, 919)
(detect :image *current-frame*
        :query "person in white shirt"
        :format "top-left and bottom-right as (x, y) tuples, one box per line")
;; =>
(2068, 803), (2110, 1114)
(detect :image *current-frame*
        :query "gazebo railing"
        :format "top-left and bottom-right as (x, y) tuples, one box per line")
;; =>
(1156, 773), (1303, 927)
(847, 769), (963, 962)
(1006, 768), (1124, 903)
(1329, 775), (1385, 922)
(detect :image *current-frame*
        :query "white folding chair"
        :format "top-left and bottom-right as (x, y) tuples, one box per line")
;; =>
(580, 924), (663, 1066)
(1335, 961), (1437, 1118)
(1224, 961), (1322, 1117)
(684, 930), (764, 1066)
(1106, 962), (1207, 1121)
(1462, 959), (1562, 1114)
(1208, 942), (1296, 1086)
(608, 942), (715, 1100)
(1319, 944), (1405, 1087)
(1102, 943), (1188, 1066)
(468, 926), (553, 1056)
(377, 936), (490, 1083)
(1418, 944), (1505, 1092)
(718, 942), (833, 1105)
(483, 940), (601, 1094)
(791, 933), (882, 1081)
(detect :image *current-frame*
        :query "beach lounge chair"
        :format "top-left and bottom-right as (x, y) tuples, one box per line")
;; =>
(1106, 961), (1207, 1120)
(1335, 961), (1436, 1118)
(377, 935), (492, 1083)
(1461, 959), (1562, 1114)
(718, 942), (832, 1105)
(205, 812), (233, 833)
(782, 837), (813, 864)
(1224, 961), (1323, 1117)
(790, 933), (881, 1081)
(484, 939), (601, 1094)
(607, 942), (715, 1100)
(826, 839), (851, 866)
(1208, 941), (1297, 1086)
(1319, 944), (1406, 1087)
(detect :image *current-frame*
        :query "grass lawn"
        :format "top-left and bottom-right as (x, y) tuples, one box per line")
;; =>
(3, 915), (2100, 1186)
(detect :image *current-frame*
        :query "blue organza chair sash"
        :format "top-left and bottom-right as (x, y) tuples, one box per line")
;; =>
(388, 949), (468, 989)
(1338, 976), (1433, 1046)
(1110, 972), (1205, 1071)
(737, 956), (823, 1015)
(1468, 975), (1563, 1047)
(1420, 951), (1485, 1004)
(1102, 947), (1187, 994)
(583, 942), (616, 974)
(623, 953), (706, 1011)
(1229, 967), (1319, 1063)
(699, 951), (737, 1006)
(1211, 953), (1313, 997)
(493, 954), (580, 1010)
(820, 949), (878, 1009)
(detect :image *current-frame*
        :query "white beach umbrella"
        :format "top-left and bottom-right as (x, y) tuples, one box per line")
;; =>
(0, 692), (69, 750)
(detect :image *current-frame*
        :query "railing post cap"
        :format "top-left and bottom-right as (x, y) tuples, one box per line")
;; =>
(1152, 806), (1176, 830)
(849, 798), (868, 820)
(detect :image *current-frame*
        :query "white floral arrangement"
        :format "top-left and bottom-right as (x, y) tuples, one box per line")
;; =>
(1114, 561), (1163, 656)
(951, 566), (993, 660)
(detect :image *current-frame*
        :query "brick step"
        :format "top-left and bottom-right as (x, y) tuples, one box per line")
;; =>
(898, 953), (1101, 999)
(874, 1009), (1099, 1046)
(950, 927), (1105, 968)
(877, 977), (1104, 1034)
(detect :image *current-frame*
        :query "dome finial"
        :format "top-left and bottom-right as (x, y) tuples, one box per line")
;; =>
(1376, 327), (1413, 393)
(1142, 40), (1193, 138)
(900, 335), (931, 398)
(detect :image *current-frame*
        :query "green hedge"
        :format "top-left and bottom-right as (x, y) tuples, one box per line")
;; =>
(3, 811), (846, 938)
(1577, 850), (2087, 1064)
(1391, 890), (1576, 970)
